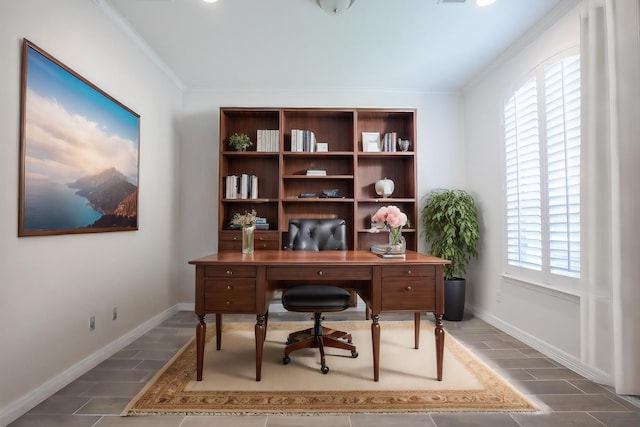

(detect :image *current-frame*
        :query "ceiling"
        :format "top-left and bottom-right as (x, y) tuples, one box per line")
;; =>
(101, 0), (569, 92)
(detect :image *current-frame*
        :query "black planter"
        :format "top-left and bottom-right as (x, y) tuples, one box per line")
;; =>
(443, 278), (466, 321)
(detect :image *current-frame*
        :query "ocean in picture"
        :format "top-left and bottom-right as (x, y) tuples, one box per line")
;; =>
(23, 179), (103, 231)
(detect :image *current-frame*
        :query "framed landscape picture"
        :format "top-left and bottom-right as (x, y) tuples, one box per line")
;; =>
(18, 39), (140, 236)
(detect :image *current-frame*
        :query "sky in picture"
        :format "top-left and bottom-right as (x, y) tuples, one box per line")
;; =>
(24, 46), (139, 186)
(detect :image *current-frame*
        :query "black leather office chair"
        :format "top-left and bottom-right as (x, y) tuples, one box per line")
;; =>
(281, 218), (358, 374)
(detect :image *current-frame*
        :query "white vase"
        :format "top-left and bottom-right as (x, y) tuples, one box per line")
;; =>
(375, 178), (394, 198)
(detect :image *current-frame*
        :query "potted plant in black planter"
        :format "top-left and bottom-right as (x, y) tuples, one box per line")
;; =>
(420, 189), (479, 321)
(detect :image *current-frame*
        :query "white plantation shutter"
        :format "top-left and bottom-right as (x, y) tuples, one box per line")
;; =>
(505, 77), (543, 270)
(544, 56), (581, 278)
(504, 54), (580, 281)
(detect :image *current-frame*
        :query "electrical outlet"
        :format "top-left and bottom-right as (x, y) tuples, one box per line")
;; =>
(89, 315), (96, 331)
(112, 307), (118, 321)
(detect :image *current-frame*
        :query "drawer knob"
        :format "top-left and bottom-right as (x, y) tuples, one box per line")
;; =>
(317, 270), (324, 276)
(226, 301), (231, 306)
(261, 243), (267, 248)
(407, 269), (412, 274)
(406, 286), (412, 291)
(226, 270), (233, 275)
(226, 285), (232, 290)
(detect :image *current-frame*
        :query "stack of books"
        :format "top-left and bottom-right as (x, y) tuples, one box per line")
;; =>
(370, 244), (406, 259)
(256, 129), (279, 152)
(255, 217), (269, 230)
(225, 174), (258, 199)
(291, 129), (317, 152)
(306, 169), (326, 176)
(381, 132), (398, 152)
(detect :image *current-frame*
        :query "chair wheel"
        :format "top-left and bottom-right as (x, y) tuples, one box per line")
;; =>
(351, 350), (358, 358)
(321, 365), (329, 374)
(283, 356), (290, 365)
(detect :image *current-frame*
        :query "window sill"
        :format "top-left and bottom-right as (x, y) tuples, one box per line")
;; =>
(501, 273), (581, 301)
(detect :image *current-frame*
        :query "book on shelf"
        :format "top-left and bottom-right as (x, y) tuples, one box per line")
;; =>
(240, 173), (249, 199)
(290, 129), (317, 152)
(225, 175), (237, 199)
(255, 217), (269, 230)
(256, 129), (279, 152)
(381, 132), (397, 152)
(225, 174), (258, 199)
(306, 169), (327, 176)
(250, 174), (258, 199)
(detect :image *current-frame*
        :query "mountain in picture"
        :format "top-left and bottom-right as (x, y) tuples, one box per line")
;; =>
(68, 167), (137, 228)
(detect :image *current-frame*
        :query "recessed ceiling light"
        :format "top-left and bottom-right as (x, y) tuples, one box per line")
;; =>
(203, 0), (218, 3)
(476, 0), (496, 6)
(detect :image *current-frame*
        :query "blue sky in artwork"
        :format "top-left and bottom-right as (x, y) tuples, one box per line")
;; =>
(27, 47), (139, 144)
(24, 45), (139, 186)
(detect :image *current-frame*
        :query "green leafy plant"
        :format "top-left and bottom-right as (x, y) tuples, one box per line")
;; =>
(420, 189), (479, 280)
(228, 133), (253, 151)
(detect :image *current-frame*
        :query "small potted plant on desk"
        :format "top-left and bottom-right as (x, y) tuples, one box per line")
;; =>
(421, 189), (479, 321)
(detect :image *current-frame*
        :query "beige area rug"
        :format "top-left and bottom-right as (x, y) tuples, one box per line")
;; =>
(123, 320), (537, 415)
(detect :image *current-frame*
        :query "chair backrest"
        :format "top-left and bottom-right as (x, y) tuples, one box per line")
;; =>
(287, 219), (347, 251)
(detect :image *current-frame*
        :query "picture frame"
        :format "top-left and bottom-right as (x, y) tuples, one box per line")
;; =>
(18, 39), (140, 236)
(315, 142), (328, 152)
(362, 132), (381, 152)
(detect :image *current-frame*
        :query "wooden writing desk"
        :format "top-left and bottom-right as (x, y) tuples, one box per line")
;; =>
(189, 250), (448, 382)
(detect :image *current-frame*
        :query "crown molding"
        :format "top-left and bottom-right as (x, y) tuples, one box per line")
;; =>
(91, 0), (185, 91)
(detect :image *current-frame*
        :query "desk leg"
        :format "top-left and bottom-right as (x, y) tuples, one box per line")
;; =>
(414, 312), (421, 349)
(371, 314), (380, 381)
(434, 313), (445, 381)
(196, 315), (206, 381)
(215, 313), (222, 350)
(255, 314), (266, 381)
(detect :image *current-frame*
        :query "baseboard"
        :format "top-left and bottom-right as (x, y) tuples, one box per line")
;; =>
(177, 302), (194, 311)
(469, 304), (613, 386)
(0, 304), (181, 426)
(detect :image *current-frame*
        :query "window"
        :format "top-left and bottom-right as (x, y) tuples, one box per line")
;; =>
(504, 55), (581, 281)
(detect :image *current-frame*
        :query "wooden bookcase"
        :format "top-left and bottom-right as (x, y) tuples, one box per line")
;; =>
(218, 107), (417, 251)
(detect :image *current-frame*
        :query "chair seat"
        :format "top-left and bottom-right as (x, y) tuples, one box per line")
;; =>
(282, 285), (351, 311)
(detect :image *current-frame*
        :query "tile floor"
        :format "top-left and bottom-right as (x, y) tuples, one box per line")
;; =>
(8, 307), (640, 427)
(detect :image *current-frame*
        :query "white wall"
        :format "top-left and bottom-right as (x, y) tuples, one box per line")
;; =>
(463, 4), (604, 380)
(0, 0), (182, 421)
(178, 89), (466, 303)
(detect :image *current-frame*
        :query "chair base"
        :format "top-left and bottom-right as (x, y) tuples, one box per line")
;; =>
(283, 313), (358, 374)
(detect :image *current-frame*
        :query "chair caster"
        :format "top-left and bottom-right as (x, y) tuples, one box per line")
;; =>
(321, 365), (329, 374)
(283, 356), (291, 365)
(351, 350), (358, 358)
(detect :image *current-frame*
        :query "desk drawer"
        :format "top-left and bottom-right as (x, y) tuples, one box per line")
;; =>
(219, 231), (280, 251)
(381, 278), (436, 311)
(203, 265), (256, 278)
(382, 265), (435, 279)
(267, 266), (372, 281)
(203, 278), (255, 312)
